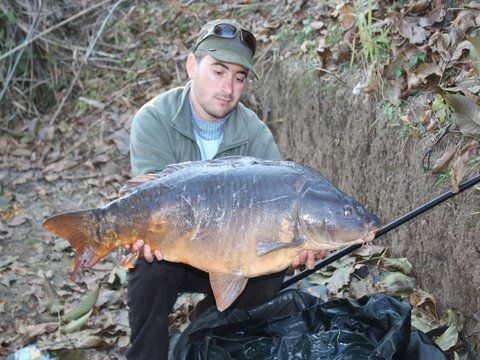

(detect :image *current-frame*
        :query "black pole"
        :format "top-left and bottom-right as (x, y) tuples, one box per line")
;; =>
(280, 174), (480, 290)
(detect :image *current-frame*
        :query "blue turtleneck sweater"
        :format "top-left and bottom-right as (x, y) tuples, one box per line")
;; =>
(189, 96), (230, 160)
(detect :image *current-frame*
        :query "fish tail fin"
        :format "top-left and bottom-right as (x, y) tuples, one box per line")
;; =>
(42, 210), (104, 273)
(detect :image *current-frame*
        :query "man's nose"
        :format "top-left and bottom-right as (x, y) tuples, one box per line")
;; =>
(222, 76), (233, 96)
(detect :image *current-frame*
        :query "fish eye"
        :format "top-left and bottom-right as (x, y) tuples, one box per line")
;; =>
(343, 206), (353, 217)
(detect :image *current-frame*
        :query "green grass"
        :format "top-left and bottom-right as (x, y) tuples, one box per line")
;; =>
(432, 169), (452, 189)
(431, 94), (450, 126)
(295, 19), (316, 44)
(355, 0), (375, 64)
(383, 100), (402, 122)
(353, 0), (391, 65)
(277, 24), (294, 44)
(326, 24), (343, 47)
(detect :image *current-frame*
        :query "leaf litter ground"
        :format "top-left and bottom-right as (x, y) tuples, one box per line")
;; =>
(1, 0), (479, 358)
(0, 154), (472, 358)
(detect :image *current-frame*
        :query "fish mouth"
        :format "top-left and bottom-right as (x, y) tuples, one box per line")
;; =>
(336, 226), (380, 247)
(359, 226), (380, 245)
(309, 225), (381, 251)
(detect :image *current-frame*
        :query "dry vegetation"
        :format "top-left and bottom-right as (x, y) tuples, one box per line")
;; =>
(0, 0), (479, 358)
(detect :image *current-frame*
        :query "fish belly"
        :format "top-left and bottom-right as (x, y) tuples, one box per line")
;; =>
(125, 157), (310, 276)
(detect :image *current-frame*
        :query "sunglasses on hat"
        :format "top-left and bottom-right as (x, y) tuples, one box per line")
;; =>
(195, 23), (257, 56)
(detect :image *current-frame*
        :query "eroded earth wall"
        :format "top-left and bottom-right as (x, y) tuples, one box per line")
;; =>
(254, 61), (480, 342)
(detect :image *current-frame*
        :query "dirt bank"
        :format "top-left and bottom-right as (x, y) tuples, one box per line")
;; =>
(255, 60), (480, 346)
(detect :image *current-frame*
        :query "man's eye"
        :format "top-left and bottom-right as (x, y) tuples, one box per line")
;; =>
(236, 76), (246, 82)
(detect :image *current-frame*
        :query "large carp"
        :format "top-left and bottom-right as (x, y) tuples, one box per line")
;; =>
(43, 156), (379, 311)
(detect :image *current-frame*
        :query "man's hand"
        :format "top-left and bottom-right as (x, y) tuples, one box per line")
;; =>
(292, 250), (328, 270)
(125, 239), (163, 262)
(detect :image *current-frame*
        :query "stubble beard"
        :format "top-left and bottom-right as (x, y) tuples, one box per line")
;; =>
(204, 96), (237, 121)
(205, 107), (230, 120)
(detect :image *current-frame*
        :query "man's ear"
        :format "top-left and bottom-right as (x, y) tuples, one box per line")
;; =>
(186, 53), (197, 80)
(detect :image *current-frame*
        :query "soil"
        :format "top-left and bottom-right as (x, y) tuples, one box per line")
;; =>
(255, 60), (480, 349)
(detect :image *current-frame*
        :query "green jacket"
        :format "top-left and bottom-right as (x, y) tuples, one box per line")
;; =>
(130, 82), (281, 175)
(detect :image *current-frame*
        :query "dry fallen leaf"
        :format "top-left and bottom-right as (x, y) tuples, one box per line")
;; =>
(96, 289), (121, 308)
(7, 215), (28, 227)
(25, 322), (59, 339)
(451, 152), (469, 192)
(384, 80), (404, 102)
(12, 171), (34, 186)
(398, 16), (428, 45)
(441, 79), (480, 94)
(409, 289), (437, 313)
(263, 18), (281, 29)
(432, 147), (456, 173)
(426, 113), (440, 131)
(339, 5), (355, 29)
(407, 72), (422, 90)
(467, 35), (480, 75)
(407, 0), (430, 14)
(428, 32), (451, 61)
(448, 10), (476, 49)
(42, 159), (78, 181)
(315, 36), (331, 62)
(415, 62), (442, 83)
(301, 40), (316, 53)
(435, 324), (459, 351)
(418, 6), (445, 27)
(445, 93), (480, 138)
(36, 329), (115, 350)
(92, 154), (110, 165)
(449, 40), (472, 64)
(459, 139), (478, 156)
(310, 20), (324, 30)
(117, 335), (130, 349)
(110, 128), (130, 155)
(78, 97), (105, 110)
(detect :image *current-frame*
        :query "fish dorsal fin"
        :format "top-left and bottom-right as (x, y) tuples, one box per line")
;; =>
(257, 238), (305, 256)
(120, 174), (160, 194)
(209, 272), (248, 311)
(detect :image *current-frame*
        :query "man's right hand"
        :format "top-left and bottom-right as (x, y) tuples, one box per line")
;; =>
(125, 239), (163, 262)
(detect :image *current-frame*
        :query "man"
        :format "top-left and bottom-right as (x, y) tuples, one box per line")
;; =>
(126, 19), (325, 359)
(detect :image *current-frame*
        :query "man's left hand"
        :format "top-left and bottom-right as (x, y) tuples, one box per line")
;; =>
(292, 250), (328, 270)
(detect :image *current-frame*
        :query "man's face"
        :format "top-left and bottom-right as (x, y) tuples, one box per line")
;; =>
(187, 54), (248, 121)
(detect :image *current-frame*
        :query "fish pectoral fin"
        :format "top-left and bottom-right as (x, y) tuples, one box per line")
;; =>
(257, 238), (304, 256)
(120, 174), (160, 194)
(209, 273), (248, 312)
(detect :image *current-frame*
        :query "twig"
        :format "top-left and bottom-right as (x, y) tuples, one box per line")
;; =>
(49, 0), (125, 125)
(0, 0), (43, 103)
(92, 63), (130, 72)
(104, 61), (163, 101)
(316, 67), (347, 84)
(2, 11), (118, 60)
(0, 125), (26, 138)
(0, 0), (113, 62)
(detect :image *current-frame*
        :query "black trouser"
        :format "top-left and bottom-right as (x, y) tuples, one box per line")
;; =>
(126, 258), (286, 359)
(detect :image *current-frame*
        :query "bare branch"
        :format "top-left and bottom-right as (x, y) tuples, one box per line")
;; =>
(49, 0), (125, 125)
(0, 0), (113, 62)
(0, 0), (43, 103)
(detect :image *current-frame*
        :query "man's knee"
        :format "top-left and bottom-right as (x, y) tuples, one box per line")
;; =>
(128, 259), (186, 290)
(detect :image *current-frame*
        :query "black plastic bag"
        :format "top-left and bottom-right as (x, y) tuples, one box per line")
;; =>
(173, 290), (446, 359)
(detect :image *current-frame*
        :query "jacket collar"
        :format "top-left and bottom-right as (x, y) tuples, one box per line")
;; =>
(171, 82), (249, 150)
